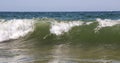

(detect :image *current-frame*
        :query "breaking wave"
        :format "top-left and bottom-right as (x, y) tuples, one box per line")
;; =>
(0, 19), (34, 42)
(0, 18), (120, 44)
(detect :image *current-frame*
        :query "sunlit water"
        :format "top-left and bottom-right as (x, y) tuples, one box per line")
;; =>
(0, 41), (120, 63)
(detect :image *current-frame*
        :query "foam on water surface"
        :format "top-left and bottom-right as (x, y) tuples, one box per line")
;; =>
(50, 21), (90, 35)
(0, 19), (34, 42)
(95, 18), (120, 32)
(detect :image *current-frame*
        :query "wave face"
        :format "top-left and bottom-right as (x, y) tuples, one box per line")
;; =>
(1, 18), (120, 45)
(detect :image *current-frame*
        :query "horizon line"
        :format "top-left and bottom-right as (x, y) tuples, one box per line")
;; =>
(0, 10), (120, 12)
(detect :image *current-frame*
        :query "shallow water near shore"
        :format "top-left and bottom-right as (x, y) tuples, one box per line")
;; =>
(0, 41), (120, 63)
(1, 34), (120, 63)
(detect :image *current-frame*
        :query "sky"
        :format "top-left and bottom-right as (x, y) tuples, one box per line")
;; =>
(0, 0), (120, 11)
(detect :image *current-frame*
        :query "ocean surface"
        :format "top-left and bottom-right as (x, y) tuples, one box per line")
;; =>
(0, 12), (120, 63)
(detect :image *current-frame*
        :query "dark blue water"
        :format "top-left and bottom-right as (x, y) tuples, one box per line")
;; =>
(0, 11), (120, 20)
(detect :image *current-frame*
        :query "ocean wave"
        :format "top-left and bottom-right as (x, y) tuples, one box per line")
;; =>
(0, 18), (120, 43)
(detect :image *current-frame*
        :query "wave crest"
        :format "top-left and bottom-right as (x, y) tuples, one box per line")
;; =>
(1, 18), (120, 43)
(50, 21), (84, 35)
(0, 19), (34, 42)
(95, 18), (120, 32)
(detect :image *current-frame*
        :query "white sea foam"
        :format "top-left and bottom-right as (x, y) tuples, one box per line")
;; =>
(50, 21), (84, 35)
(85, 22), (93, 25)
(0, 19), (34, 42)
(95, 18), (120, 32)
